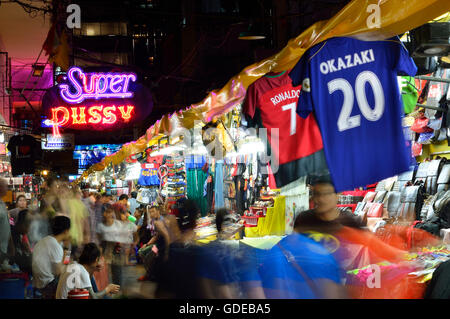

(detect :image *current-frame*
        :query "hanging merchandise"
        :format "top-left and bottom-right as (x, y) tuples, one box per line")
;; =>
(280, 176), (309, 235)
(186, 168), (208, 217)
(242, 70), (328, 188)
(204, 173), (214, 214)
(162, 155), (187, 213)
(424, 68), (450, 119)
(138, 162), (160, 186)
(214, 160), (225, 209)
(7, 134), (41, 176)
(398, 76), (419, 114)
(412, 142), (423, 157)
(411, 115), (433, 133)
(289, 36), (417, 192)
(136, 187), (159, 205)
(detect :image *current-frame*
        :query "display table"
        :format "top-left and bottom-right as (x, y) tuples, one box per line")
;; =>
(245, 196), (286, 238)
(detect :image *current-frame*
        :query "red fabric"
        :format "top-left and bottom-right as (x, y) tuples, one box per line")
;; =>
(336, 227), (407, 264)
(410, 117), (433, 133)
(334, 227), (427, 299)
(375, 224), (441, 251)
(267, 164), (277, 189)
(341, 190), (370, 197)
(242, 71), (324, 166)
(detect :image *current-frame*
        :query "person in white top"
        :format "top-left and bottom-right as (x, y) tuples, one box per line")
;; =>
(96, 205), (126, 286)
(56, 243), (120, 299)
(32, 215), (71, 299)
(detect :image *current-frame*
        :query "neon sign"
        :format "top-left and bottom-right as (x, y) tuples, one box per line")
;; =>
(49, 105), (135, 126)
(59, 67), (137, 104)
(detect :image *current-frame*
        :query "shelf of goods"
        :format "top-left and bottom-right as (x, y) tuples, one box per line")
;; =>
(244, 195), (286, 238)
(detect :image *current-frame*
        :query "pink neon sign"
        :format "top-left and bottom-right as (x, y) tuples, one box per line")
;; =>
(59, 67), (137, 104)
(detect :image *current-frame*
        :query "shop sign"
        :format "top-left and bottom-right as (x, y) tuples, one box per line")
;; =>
(59, 67), (137, 103)
(42, 134), (75, 150)
(42, 66), (153, 134)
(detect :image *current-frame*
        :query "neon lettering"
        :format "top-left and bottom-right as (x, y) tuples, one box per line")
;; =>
(49, 104), (135, 127)
(118, 105), (134, 121)
(59, 67), (137, 104)
(50, 107), (70, 127)
(71, 107), (87, 124)
(88, 106), (103, 124)
(102, 106), (117, 124)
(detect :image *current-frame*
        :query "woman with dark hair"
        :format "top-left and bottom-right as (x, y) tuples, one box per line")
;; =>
(10, 209), (32, 275)
(8, 195), (27, 224)
(56, 243), (120, 299)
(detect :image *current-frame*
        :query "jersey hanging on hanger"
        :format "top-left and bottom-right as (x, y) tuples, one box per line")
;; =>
(242, 71), (328, 188)
(138, 163), (160, 186)
(289, 36), (417, 192)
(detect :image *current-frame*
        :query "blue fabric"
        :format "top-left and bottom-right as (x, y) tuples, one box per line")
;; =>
(214, 161), (224, 208)
(197, 241), (240, 284)
(289, 37), (417, 192)
(258, 233), (341, 299)
(185, 155), (206, 170)
(138, 168), (160, 186)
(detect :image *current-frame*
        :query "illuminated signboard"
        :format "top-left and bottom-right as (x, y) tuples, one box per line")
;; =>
(59, 67), (137, 103)
(42, 66), (153, 133)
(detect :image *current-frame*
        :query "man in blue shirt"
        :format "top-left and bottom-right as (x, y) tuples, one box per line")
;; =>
(289, 37), (417, 192)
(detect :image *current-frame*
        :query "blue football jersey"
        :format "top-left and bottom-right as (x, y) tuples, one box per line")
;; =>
(138, 163), (160, 186)
(289, 37), (417, 192)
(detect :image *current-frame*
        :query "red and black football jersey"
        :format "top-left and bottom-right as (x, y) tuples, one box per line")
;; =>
(243, 71), (328, 187)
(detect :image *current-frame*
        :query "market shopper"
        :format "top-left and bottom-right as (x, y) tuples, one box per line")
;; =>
(41, 178), (64, 218)
(137, 204), (172, 281)
(116, 209), (138, 266)
(117, 194), (129, 212)
(32, 216), (71, 299)
(8, 195), (28, 224)
(294, 178), (367, 234)
(10, 209), (32, 275)
(197, 209), (242, 298)
(66, 187), (91, 258)
(96, 205), (126, 287)
(155, 199), (203, 298)
(56, 243), (120, 299)
(0, 178), (13, 271)
(128, 191), (139, 215)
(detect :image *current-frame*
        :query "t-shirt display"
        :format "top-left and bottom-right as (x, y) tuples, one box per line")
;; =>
(289, 37), (417, 192)
(7, 134), (40, 176)
(138, 163), (160, 186)
(243, 71), (328, 188)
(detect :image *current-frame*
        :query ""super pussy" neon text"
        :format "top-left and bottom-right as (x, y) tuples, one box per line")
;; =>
(59, 67), (137, 104)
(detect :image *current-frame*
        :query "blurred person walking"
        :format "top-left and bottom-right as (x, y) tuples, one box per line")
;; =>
(96, 205), (126, 287)
(128, 191), (139, 215)
(0, 178), (13, 272)
(155, 199), (204, 298)
(137, 204), (173, 281)
(66, 187), (90, 258)
(116, 208), (138, 266)
(10, 209), (32, 275)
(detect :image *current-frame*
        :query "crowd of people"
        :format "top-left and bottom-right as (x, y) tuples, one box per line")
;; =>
(0, 176), (448, 299)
